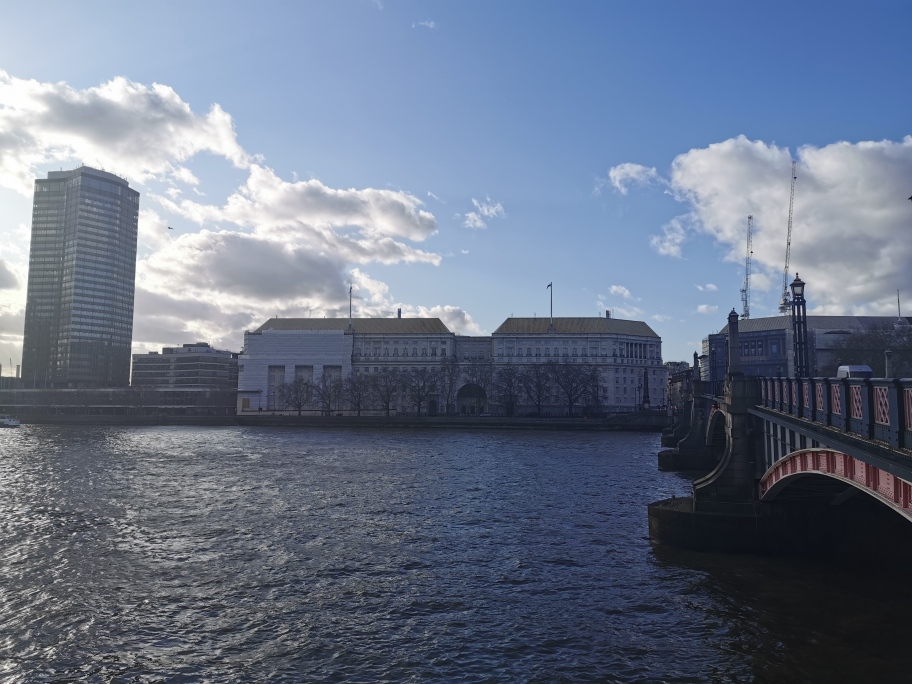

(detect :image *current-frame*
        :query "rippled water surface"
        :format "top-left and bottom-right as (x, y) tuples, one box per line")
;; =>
(1, 426), (909, 682)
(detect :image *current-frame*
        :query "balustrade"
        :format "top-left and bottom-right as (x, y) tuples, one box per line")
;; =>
(755, 375), (912, 451)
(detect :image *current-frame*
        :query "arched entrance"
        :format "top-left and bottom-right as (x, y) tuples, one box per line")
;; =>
(456, 383), (487, 415)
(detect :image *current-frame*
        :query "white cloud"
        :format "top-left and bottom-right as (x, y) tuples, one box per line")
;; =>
(695, 283), (718, 292)
(649, 216), (689, 258)
(609, 285), (632, 299)
(696, 304), (719, 315)
(598, 163), (660, 195)
(0, 70), (249, 195)
(463, 196), (505, 229)
(651, 314), (672, 322)
(472, 196), (505, 218)
(413, 20), (437, 29)
(623, 135), (912, 315)
(0, 72), (474, 357)
(463, 212), (487, 230)
(613, 305), (644, 319)
(348, 269), (481, 334)
(0, 258), (17, 290)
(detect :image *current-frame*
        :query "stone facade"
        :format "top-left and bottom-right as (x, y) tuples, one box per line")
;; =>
(237, 315), (668, 417)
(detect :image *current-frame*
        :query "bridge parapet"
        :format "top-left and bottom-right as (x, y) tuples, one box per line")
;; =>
(758, 376), (912, 451)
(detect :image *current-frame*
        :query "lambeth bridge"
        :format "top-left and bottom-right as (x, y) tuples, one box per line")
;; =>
(650, 322), (912, 556)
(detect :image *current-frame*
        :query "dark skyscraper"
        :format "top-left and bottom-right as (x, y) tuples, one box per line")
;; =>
(22, 166), (139, 388)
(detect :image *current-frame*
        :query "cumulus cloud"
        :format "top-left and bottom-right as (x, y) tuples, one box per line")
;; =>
(696, 304), (719, 315)
(651, 314), (672, 322)
(0, 259), (17, 289)
(609, 285), (632, 299)
(463, 212), (487, 230)
(649, 216), (689, 258)
(347, 269), (482, 334)
(0, 72), (471, 357)
(597, 163), (661, 195)
(695, 283), (718, 292)
(0, 70), (249, 195)
(619, 135), (912, 315)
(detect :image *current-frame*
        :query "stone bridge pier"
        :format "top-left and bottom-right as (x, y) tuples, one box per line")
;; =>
(648, 309), (912, 558)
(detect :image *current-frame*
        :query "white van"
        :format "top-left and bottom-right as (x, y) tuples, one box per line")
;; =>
(836, 365), (874, 379)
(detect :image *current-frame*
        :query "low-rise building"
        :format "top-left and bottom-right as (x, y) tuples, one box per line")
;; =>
(237, 313), (667, 416)
(702, 315), (912, 382)
(131, 342), (238, 389)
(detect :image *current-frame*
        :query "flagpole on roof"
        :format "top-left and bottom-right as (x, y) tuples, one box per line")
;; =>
(547, 282), (554, 331)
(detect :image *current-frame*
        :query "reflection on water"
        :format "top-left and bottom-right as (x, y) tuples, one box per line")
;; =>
(0, 426), (907, 682)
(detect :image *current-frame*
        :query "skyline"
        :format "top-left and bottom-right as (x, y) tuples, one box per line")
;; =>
(1, 2), (910, 372)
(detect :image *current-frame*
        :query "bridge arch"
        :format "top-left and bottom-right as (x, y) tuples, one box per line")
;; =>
(705, 407), (727, 463)
(760, 449), (912, 521)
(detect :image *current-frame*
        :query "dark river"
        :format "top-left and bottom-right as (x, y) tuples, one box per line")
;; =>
(1, 426), (908, 682)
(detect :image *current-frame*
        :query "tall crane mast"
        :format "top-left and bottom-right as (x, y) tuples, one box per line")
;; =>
(778, 160), (798, 313)
(740, 215), (753, 319)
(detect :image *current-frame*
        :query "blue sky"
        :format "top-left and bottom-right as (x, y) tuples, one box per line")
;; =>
(1, 1), (910, 372)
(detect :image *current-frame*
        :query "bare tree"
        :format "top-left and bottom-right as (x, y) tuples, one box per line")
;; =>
(582, 370), (604, 416)
(820, 321), (912, 377)
(343, 372), (373, 416)
(312, 373), (343, 415)
(370, 367), (402, 417)
(278, 377), (312, 416)
(436, 356), (462, 416)
(491, 364), (521, 416)
(520, 363), (552, 417)
(403, 366), (438, 415)
(549, 361), (597, 417)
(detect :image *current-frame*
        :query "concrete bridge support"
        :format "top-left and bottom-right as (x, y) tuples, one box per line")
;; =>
(650, 309), (912, 557)
(691, 372), (761, 514)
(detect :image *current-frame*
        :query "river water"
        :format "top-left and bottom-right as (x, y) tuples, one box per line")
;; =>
(0, 426), (908, 682)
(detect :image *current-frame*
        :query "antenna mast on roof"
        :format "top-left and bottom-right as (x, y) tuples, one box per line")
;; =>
(740, 215), (753, 319)
(778, 161), (798, 314)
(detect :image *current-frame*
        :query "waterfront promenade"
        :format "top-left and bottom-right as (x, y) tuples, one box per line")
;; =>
(11, 412), (671, 431)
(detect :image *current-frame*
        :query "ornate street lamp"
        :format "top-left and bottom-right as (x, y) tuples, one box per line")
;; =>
(790, 273), (809, 377)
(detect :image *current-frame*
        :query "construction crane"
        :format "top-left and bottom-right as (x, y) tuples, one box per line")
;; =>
(778, 160), (798, 313)
(740, 215), (753, 319)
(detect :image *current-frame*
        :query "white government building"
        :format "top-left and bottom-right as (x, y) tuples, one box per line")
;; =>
(237, 312), (666, 416)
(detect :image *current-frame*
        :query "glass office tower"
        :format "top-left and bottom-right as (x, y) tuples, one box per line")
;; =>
(22, 166), (140, 388)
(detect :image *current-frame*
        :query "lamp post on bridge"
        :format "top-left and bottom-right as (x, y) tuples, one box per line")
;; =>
(790, 273), (809, 378)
